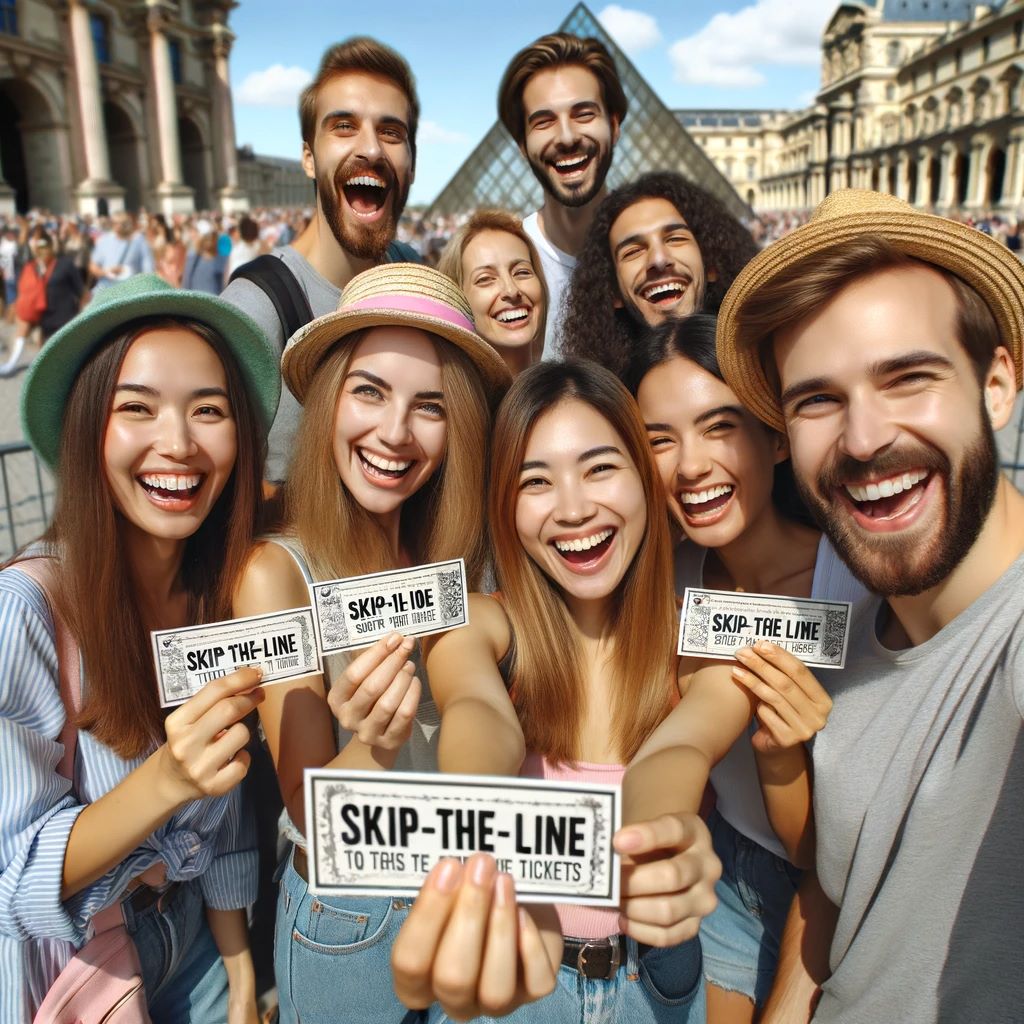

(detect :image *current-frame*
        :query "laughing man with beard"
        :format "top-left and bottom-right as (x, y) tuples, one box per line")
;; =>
(717, 190), (1024, 1024)
(222, 37), (420, 485)
(497, 32), (626, 359)
(561, 171), (758, 381)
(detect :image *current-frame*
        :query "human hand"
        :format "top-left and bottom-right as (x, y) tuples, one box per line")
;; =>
(731, 640), (833, 753)
(158, 666), (264, 805)
(391, 854), (561, 1021)
(328, 632), (420, 750)
(615, 813), (720, 946)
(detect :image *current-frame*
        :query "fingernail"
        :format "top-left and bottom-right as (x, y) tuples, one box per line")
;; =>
(386, 633), (402, 651)
(403, 660), (415, 674)
(401, 637), (415, 653)
(495, 873), (514, 907)
(757, 640), (774, 652)
(252, 665), (264, 679)
(470, 854), (495, 886)
(434, 859), (461, 893)
(731, 666), (749, 681)
(614, 828), (642, 852)
(735, 647), (752, 660)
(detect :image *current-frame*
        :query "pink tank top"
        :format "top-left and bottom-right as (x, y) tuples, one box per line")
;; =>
(519, 751), (624, 939)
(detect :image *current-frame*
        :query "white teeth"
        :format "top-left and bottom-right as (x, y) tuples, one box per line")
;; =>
(681, 484), (733, 506)
(641, 281), (685, 301)
(360, 450), (412, 473)
(553, 528), (613, 553)
(496, 308), (529, 323)
(555, 155), (588, 169)
(346, 175), (385, 188)
(845, 469), (928, 503)
(140, 473), (201, 491)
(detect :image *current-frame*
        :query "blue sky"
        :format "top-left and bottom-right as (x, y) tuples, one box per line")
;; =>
(229, 0), (836, 205)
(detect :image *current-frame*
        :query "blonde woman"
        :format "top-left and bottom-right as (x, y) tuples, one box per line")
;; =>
(437, 211), (547, 376)
(233, 264), (510, 1024)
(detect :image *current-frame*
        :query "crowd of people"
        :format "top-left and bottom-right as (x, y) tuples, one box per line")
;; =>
(0, 27), (1021, 1024)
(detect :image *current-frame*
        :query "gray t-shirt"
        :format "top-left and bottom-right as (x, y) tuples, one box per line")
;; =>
(812, 551), (1024, 1024)
(220, 246), (341, 483)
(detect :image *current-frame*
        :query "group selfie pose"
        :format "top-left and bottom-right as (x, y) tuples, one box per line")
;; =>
(2, 22), (1022, 1024)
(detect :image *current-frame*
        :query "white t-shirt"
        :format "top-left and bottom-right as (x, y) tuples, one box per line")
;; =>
(674, 536), (869, 860)
(522, 212), (576, 361)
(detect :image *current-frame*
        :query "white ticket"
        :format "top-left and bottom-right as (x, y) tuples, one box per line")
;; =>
(678, 588), (852, 669)
(152, 607), (321, 706)
(305, 769), (621, 906)
(309, 558), (468, 654)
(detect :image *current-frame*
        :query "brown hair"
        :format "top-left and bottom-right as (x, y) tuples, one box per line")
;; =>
(300, 37), (420, 166)
(26, 318), (265, 759)
(283, 330), (491, 587)
(497, 33), (627, 146)
(489, 361), (675, 764)
(436, 209), (550, 342)
(735, 234), (1002, 388)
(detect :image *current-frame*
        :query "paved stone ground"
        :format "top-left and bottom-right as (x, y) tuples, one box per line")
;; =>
(1, 320), (1022, 558)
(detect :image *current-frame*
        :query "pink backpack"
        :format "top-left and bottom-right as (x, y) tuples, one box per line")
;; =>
(17, 558), (152, 1024)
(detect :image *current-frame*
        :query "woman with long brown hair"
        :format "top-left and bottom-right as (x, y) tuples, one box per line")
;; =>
(437, 210), (547, 376)
(232, 263), (510, 1024)
(0, 273), (280, 1022)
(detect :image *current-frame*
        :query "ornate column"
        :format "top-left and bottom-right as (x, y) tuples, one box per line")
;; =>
(963, 133), (990, 208)
(210, 14), (248, 213)
(916, 147), (934, 207)
(1003, 127), (1024, 208)
(895, 151), (911, 201)
(147, 0), (193, 215)
(69, 0), (124, 214)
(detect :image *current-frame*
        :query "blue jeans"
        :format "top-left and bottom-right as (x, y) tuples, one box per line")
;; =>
(430, 936), (705, 1024)
(700, 811), (802, 1006)
(122, 878), (230, 1024)
(274, 847), (425, 1024)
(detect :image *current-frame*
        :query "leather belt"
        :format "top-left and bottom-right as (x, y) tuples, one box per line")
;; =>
(561, 935), (626, 980)
(124, 880), (181, 916)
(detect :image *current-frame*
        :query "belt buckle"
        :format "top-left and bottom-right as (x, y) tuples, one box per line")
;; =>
(576, 938), (621, 981)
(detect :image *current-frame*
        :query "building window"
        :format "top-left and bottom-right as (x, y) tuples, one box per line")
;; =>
(724, 136), (732, 147)
(746, 160), (756, 180)
(1015, 21), (1022, 52)
(954, 48), (962, 74)
(981, 36), (990, 63)
(169, 38), (183, 84)
(887, 41), (902, 67)
(748, 136), (756, 147)
(0, 0), (17, 36)
(90, 13), (111, 64)
(886, 83), (896, 101)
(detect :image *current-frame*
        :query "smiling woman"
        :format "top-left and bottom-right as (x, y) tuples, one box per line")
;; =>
(0, 274), (280, 1023)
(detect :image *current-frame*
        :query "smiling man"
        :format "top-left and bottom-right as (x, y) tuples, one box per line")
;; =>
(561, 172), (757, 380)
(498, 33), (626, 359)
(222, 37), (421, 484)
(717, 189), (1024, 1024)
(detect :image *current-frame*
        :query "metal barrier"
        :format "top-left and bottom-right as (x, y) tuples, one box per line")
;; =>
(0, 441), (53, 560)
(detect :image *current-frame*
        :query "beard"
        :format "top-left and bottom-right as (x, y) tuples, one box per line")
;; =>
(797, 401), (999, 597)
(527, 141), (613, 209)
(317, 157), (410, 261)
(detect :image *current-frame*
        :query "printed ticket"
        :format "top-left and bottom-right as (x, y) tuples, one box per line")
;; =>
(309, 558), (469, 654)
(678, 588), (852, 669)
(152, 607), (322, 706)
(305, 769), (621, 906)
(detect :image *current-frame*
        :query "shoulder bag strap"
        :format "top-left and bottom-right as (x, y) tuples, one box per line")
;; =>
(229, 254), (314, 344)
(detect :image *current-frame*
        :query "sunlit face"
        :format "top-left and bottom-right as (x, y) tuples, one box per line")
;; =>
(521, 65), (618, 208)
(638, 355), (783, 547)
(461, 229), (544, 353)
(609, 198), (706, 328)
(303, 71), (414, 260)
(103, 328), (237, 545)
(515, 399), (646, 605)
(333, 326), (447, 523)
(774, 264), (1003, 596)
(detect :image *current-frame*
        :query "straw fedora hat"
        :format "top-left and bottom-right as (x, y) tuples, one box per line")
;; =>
(281, 263), (512, 404)
(717, 189), (1024, 432)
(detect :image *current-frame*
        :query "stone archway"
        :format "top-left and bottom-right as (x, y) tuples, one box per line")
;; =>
(178, 115), (210, 210)
(986, 146), (1006, 205)
(0, 77), (65, 212)
(929, 154), (941, 205)
(103, 100), (144, 213)
(907, 158), (918, 205)
(955, 151), (969, 205)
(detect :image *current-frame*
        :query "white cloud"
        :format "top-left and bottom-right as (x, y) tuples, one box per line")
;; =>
(669, 0), (829, 88)
(598, 5), (662, 54)
(236, 64), (312, 107)
(418, 120), (469, 145)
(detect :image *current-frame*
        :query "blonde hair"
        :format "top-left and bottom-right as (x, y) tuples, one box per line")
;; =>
(489, 361), (675, 764)
(283, 330), (491, 586)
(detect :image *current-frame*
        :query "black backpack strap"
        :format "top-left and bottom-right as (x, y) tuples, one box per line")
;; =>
(385, 240), (425, 265)
(230, 254), (314, 343)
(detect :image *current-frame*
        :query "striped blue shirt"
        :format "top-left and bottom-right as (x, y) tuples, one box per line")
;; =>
(0, 567), (257, 1021)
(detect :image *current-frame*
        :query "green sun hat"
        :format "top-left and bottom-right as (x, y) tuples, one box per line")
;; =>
(21, 273), (281, 469)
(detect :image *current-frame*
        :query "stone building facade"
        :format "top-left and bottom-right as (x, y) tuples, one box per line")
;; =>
(0, 0), (248, 216)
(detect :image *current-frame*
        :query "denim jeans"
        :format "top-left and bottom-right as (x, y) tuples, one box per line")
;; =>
(274, 848), (425, 1024)
(429, 935), (705, 1024)
(700, 810), (802, 1006)
(122, 878), (230, 1024)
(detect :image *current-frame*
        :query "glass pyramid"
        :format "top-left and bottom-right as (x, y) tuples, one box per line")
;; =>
(426, 3), (748, 220)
